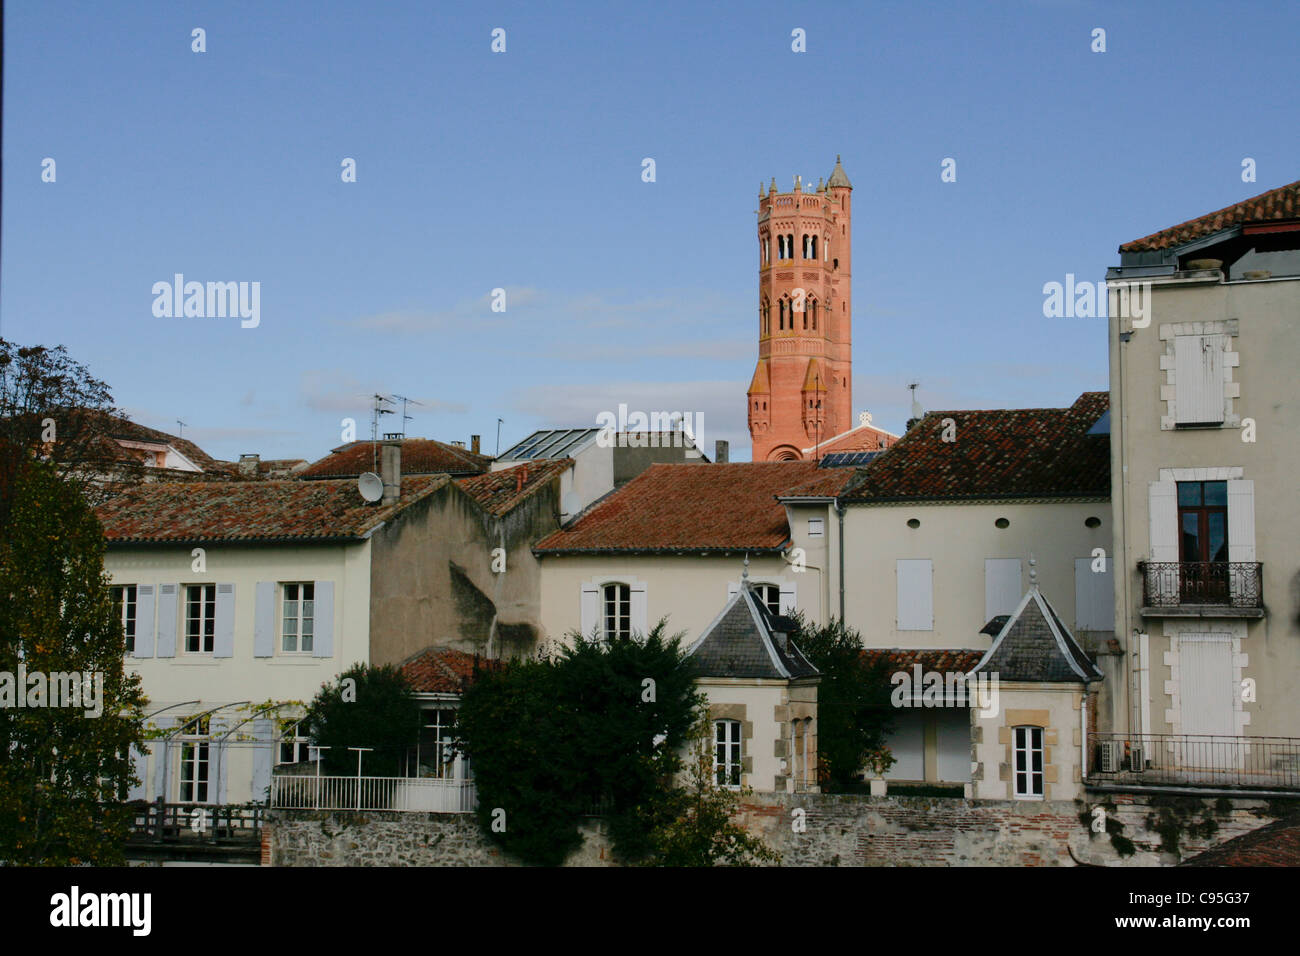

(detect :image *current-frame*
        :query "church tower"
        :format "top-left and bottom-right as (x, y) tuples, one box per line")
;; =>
(748, 156), (853, 461)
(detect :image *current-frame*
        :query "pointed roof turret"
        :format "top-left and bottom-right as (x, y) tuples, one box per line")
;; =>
(970, 584), (1103, 684)
(769, 177), (778, 195)
(802, 358), (827, 392)
(827, 154), (852, 189)
(685, 581), (818, 681)
(747, 359), (770, 395)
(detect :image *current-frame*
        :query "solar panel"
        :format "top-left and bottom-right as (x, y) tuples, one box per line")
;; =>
(498, 428), (600, 461)
(819, 451), (881, 468)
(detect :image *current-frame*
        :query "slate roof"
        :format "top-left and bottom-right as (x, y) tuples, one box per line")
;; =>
(96, 475), (448, 543)
(1120, 179), (1300, 253)
(686, 583), (819, 681)
(533, 461), (828, 554)
(1180, 815), (1300, 867)
(299, 438), (490, 479)
(400, 647), (502, 695)
(841, 392), (1109, 502)
(971, 587), (1102, 683)
(456, 458), (572, 517)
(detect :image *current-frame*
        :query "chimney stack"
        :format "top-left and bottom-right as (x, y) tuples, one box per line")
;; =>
(380, 439), (402, 506)
(238, 453), (260, 477)
(471, 434), (481, 455)
(715, 440), (729, 463)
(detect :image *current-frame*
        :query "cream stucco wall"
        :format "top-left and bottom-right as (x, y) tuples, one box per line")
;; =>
(971, 684), (1089, 802)
(698, 678), (818, 793)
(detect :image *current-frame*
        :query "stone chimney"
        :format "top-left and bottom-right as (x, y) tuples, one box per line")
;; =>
(380, 439), (402, 506)
(714, 440), (729, 463)
(471, 434), (481, 455)
(238, 453), (260, 477)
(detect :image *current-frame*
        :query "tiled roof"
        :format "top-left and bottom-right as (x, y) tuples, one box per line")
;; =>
(859, 649), (985, 674)
(687, 583), (818, 681)
(1120, 179), (1300, 253)
(400, 647), (503, 695)
(971, 588), (1102, 683)
(803, 419), (898, 456)
(96, 475), (447, 543)
(533, 461), (825, 554)
(299, 438), (490, 479)
(778, 467), (860, 498)
(841, 392), (1108, 502)
(456, 459), (572, 517)
(1180, 815), (1300, 867)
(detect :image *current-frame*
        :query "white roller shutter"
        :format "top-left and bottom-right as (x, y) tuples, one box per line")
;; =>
(984, 559), (1021, 621)
(896, 559), (933, 631)
(1174, 334), (1225, 425)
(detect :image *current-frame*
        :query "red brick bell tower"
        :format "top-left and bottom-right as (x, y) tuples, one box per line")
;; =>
(748, 156), (853, 461)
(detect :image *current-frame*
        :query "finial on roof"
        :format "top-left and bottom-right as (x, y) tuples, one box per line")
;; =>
(769, 177), (777, 194)
(817, 177), (825, 192)
(1028, 555), (1038, 587)
(827, 154), (852, 189)
(742, 553), (750, 581)
(794, 174), (802, 191)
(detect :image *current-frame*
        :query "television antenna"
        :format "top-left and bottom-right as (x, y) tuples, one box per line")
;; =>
(389, 393), (423, 438)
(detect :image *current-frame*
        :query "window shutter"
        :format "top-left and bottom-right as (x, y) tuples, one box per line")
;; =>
(152, 719), (172, 800)
(984, 559), (1022, 621)
(213, 583), (236, 658)
(133, 584), (156, 658)
(254, 582), (276, 658)
(127, 747), (149, 801)
(580, 584), (599, 637)
(312, 581), (335, 658)
(896, 559), (933, 631)
(1148, 482), (1178, 562)
(630, 582), (648, 637)
(1227, 479), (1256, 562)
(778, 581), (796, 615)
(211, 716), (229, 803)
(1174, 334), (1225, 424)
(1074, 557), (1113, 631)
(251, 718), (274, 804)
(156, 584), (179, 657)
(1180, 635), (1235, 736)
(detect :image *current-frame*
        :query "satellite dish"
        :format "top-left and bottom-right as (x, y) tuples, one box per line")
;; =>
(358, 472), (384, 503)
(561, 490), (581, 516)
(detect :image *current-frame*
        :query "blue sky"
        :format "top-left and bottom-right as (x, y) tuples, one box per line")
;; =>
(4, 0), (1297, 462)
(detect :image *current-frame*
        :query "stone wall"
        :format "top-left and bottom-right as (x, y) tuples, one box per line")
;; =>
(266, 791), (1297, 867)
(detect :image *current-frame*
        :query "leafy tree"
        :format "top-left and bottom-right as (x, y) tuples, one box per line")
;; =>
(791, 614), (897, 790)
(302, 663), (422, 777)
(0, 457), (147, 865)
(637, 716), (780, 867)
(456, 620), (704, 865)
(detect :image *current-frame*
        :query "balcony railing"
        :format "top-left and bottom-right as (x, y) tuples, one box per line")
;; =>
(1138, 561), (1263, 610)
(1088, 733), (1300, 791)
(271, 774), (477, 813)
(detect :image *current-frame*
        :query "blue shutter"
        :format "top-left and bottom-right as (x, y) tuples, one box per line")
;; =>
(211, 716), (229, 804)
(254, 582), (276, 657)
(152, 719), (172, 800)
(133, 585), (156, 658)
(127, 746), (149, 801)
(251, 718), (274, 804)
(213, 584), (235, 658)
(156, 584), (179, 657)
(312, 581), (335, 658)
(896, 559), (934, 631)
(984, 559), (1021, 621)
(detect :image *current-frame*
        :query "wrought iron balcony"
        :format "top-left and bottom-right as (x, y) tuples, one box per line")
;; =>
(1088, 733), (1300, 792)
(1138, 561), (1263, 615)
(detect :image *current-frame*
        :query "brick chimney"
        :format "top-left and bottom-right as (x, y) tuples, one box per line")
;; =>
(380, 439), (402, 506)
(238, 453), (260, 477)
(714, 440), (729, 463)
(471, 434), (481, 455)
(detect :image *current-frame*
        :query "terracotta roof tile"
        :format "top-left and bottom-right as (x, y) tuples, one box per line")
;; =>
(859, 649), (985, 674)
(1180, 815), (1300, 867)
(400, 647), (502, 694)
(534, 461), (827, 554)
(842, 392), (1108, 502)
(1120, 179), (1300, 253)
(299, 438), (490, 479)
(456, 459), (572, 517)
(96, 475), (447, 543)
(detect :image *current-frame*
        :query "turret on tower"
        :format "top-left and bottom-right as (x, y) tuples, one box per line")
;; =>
(748, 156), (853, 461)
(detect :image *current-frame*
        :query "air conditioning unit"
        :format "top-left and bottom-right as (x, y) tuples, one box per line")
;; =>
(1097, 741), (1121, 773)
(1128, 745), (1146, 773)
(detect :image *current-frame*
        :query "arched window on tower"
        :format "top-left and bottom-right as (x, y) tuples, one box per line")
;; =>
(787, 234), (794, 260)
(810, 235), (818, 260)
(810, 299), (817, 330)
(778, 299), (785, 330)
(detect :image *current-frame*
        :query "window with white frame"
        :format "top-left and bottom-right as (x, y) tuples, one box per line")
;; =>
(602, 582), (631, 640)
(282, 582), (315, 653)
(1013, 725), (1044, 799)
(753, 583), (781, 616)
(178, 715), (211, 802)
(714, 719), (742, 788)
(278, 719), (312, 764)
(185, 584), (216, 653)
(111, 584), (137, 654)
(411, 708), (459, 778)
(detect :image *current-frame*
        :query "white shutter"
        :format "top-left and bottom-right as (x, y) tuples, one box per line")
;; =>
(1075, 557), (1114, 631)
(133, 584), (156, 658)
(156, 584), (179, 657)
(253, 582), (276, 658)
(630, 582), (648, 637)
(312, 581), (335, 658)
(1148, 481), (1179, 562)
(984, 559), (1021, 621)
(127, 747), (149, 801)
(1180, 636), (1234, 736)
(1227, 479), (1256, 562)
(580, 584), (600, 638)
(896, 559), (933, 631)
(778, 581), (796, 615)
(211, 716), (229, 803)
(1174, 334), (1225, 424)
(213, 583), (235, 658)
(251, 718), (274, 803)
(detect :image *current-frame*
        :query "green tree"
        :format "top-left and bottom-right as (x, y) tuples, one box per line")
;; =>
(302, 663), (422, 777)
(792, 614), (897, 790)
(0, 457), (147, 865)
